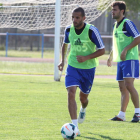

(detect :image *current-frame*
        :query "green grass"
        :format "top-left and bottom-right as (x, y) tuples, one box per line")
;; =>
(0, 50), (54, 58)
(0, 61), (117, 75)
(0, 50), (117, 75)
(0, 61), (54, 75)
(0, 75), (140, 139)
(0, 50), (108, 59)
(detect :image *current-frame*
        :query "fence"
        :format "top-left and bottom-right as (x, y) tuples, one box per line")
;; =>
(0, 33), (112, 58)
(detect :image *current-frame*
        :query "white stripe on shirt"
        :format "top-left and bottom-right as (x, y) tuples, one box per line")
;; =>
(125, 20), (139, 37)
(90, 25), (104, 49)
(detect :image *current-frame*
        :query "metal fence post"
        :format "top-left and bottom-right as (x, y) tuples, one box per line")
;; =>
(5, 32), (9, 57)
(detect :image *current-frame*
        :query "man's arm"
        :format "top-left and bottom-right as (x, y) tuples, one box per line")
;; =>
(76, 25), (105, 63)
(107, 50), (113, 67)
(58, 43), (68, 71)
(121, 20), (140, 61)
(121, 36), (140, 61)
(76, 48), (105, 63)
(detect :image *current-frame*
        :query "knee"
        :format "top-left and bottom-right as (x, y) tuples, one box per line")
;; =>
(125, 82), (133, 91)
(80, 96), (88, 104)
(119, 85), (125, 93)
(68, 90), (75, 101)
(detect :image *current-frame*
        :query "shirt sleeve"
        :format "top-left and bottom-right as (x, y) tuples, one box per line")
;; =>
(63, 25), (71, 44)
(125, 20), (140, 38)
(89, 25), (105, 49)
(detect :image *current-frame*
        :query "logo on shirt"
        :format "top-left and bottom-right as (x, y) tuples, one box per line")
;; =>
(74, 38), (83, 45)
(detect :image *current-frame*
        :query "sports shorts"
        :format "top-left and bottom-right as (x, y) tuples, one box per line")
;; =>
(116, 60), (139, 81)
(65, 65), (96, 94)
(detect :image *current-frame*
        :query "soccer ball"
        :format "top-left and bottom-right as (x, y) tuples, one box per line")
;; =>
(61, 123), (78, 139)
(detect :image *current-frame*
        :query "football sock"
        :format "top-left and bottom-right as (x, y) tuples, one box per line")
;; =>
(118, 111), (125, 118)
(72, 119), (78, 128)
(80, 106), (86, 112)
(135, 108), (140, 114)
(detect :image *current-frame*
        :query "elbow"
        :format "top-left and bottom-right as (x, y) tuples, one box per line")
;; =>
(101, 48), (105, 55)
(138, 36), (140, 44)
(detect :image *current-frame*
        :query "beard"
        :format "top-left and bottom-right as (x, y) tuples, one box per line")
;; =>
(112, 12), (121, 19)
(113, 15), (120, 19)
(73, 21), (83, 28)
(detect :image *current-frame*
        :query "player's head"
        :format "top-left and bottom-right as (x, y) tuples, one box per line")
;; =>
(111, 1), (126, 19)
(72, 7), (86, 29)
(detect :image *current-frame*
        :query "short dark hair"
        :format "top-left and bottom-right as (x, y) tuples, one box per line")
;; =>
(111, 1), (126, 15)
(72, 7), (85, 17)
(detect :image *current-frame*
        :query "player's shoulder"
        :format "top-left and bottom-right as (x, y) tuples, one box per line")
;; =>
(124, 18), (135, 25)
(65, 25), (71, 32)
(66, 25), (71, 29)
(89, 24), (99, 33)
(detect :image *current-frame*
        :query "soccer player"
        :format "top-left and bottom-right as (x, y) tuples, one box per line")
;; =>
(58, 7), (105, 135)
(107, 1), (140, 122)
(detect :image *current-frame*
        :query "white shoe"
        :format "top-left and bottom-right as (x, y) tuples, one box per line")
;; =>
(78, 107), (86, 123)
(77, 129), (81, 136)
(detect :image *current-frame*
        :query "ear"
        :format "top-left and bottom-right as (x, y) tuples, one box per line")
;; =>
(83, 16), (86, 21)
(121, 9), (124, 15)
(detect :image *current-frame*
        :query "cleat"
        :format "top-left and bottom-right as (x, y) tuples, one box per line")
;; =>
(77, 129), (81, 136)
(131, 113), (140, 122)
(78, 108), (86, 123)
(110, 115), (125, 121)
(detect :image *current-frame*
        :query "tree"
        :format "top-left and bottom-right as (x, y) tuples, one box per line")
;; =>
(122, 0), (140, 19)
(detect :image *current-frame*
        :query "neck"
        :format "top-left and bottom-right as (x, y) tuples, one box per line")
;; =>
(75, 23), (85, 29)
(116, 16), (124, 23)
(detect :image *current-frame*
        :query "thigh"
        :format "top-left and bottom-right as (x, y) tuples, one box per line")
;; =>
(122, 60), (139, 79)
(65, 65), (80, 88)
(116, 62), (123, 81)
(79, 90), (89, 100)
(79, 67), (96, 94)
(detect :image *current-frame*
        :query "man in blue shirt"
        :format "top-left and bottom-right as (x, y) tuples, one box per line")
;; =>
(58, 7), (105, 135)
(107, 1), (140, 122)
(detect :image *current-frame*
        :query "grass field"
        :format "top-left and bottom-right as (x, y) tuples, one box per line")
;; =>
(0, 50), (117, 75)
(0, 50), (140, 139)
(0, 61), (117, 75)
(1, 75), (140, 140)
(0, 50), (54, 59)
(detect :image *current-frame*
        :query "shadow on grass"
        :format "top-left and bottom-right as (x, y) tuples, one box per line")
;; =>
(78, 133), (122, 140)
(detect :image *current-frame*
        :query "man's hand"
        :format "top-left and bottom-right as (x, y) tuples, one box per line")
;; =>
(107, 50), (113, 67)
(120, 49), (127, 61)
(107, 58), (112, 67)
(58, 62), (64, 71)
(76, 55), (87, 63)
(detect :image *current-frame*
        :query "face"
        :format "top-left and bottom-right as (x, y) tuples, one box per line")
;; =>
(112, 5), (123, 20)
(72, 12), (85, 29)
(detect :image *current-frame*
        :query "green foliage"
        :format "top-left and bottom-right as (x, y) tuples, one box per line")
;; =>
(108, 0), (140, 19)
(124, 0), (140, 13)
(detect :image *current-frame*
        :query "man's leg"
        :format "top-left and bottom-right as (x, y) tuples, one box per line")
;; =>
(118, 81), (129, 113)
(67, 86), (81, 135)
(78, 91), (89, 123)
(124, 78), (139, 108)
(124, 78), (140, 122)
(67, 86), (77, 120)
(110, 81), (129, 121)
(79, 91), (89, 108)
